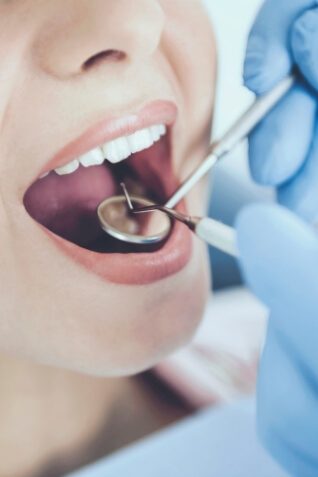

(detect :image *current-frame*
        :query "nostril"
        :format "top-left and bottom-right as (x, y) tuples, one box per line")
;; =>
(82, 49), (126, 71)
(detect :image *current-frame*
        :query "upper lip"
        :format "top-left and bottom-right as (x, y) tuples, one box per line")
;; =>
(39, 100), (178, 178)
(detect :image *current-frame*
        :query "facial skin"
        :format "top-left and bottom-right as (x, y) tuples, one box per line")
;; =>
(0, 0), (216, 376)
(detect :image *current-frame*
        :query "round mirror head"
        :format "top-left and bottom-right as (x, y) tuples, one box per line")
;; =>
(97, 195), (172, 245)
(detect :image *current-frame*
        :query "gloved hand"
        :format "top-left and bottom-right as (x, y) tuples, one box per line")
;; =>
(236, 203), (318, 477)
(244, 0), (318, 223)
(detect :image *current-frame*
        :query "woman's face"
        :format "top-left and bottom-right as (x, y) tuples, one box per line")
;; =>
(0, 0), (216, 375)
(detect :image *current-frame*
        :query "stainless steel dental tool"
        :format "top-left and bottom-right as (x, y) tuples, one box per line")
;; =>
(98, 75), (295, 252)
(123, 184), (238, 256)
(98, 193), (172, 246)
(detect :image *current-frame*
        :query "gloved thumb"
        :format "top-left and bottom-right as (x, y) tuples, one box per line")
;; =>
(235, 203), (318, 311)
(292, 7), (318, 92)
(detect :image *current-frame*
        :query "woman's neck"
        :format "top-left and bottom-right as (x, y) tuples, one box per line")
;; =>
(0, 354), (123, 477)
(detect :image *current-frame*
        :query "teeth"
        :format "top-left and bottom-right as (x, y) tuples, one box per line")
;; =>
(150, 125), (161, 142)
(55, 159), (79, 176)
(159, 124), (166, 136)
(79, 147), (104, 167)
(127, 129), (153, 155)
(49, 123), (167, 177)
(102, 137), (131, 164)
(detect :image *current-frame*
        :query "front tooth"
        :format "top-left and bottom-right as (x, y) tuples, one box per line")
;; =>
(55, 159), (79, 176)
(103, 140), (120, 163)
(150, 125), (161, 142)
(79, 147), (104, 167)
(139, 128), (154, 148)
(127, 129), (153, 153)
(159, 124), (166, 136)
(114, 137), (131, 162)
(103, 137), (131, 164)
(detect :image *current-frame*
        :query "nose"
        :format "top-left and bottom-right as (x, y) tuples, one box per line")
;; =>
(34, 0), (165, 79)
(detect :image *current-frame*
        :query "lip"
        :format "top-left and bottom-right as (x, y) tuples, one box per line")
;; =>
(43, 202), (193, 286)
(40, 100), (178, 177)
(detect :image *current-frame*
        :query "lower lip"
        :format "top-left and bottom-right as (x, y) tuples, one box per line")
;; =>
(43, 204), (193, 285)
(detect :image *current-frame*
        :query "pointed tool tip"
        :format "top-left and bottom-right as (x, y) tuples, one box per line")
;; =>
(120, 182), (134, 211)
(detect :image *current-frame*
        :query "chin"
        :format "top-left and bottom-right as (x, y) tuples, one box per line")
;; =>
(33, 239), (210, 378)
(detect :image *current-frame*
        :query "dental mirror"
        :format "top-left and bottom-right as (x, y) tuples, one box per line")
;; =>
(97, 187), (172, 246)
(98, 75), (295, 247)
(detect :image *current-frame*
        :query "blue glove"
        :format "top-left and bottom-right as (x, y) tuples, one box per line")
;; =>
(236, 204), (318, 477)
(244, 0), (318, 223)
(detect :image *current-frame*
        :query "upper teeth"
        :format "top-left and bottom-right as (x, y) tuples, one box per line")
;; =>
(52, 124), (167, 177)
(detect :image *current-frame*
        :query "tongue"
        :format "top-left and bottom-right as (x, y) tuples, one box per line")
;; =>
(24, 164), (116, 247)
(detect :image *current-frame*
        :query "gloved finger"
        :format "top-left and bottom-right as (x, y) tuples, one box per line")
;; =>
(237, 204), (318, 368)
(278, 116), (318, 222)
(244, 0), (318, 95)
(258, 323), (318, 477)
(236, 203), (318, 310)
(248, 83), (316, 185)
(292, 7), (318, 92)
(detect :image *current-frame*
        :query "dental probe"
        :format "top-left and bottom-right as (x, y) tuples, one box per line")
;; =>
(165, 74), (295, 209)
(98, 75), (296, 248)
(121, 185), (238, 256)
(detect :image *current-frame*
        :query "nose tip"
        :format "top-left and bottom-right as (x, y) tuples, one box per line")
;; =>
(34, 0), (165, 79)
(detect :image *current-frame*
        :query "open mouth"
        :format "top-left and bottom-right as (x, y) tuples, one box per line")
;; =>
(23, 101), (193, 285)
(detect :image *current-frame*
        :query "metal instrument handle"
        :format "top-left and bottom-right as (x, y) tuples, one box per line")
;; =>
(165, 75), (295, 210)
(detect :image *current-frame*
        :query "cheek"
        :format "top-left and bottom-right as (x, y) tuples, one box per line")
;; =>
(162, 0), (216, 110)
(161, 0), (216, 170)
